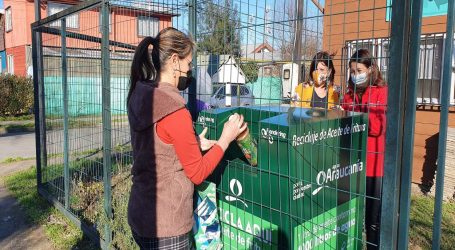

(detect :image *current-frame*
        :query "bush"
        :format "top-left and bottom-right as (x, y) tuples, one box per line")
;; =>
(0, 74), (34, 116)
(70, 162), (138, 249)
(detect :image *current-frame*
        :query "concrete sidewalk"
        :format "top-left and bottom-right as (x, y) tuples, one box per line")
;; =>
(0, 132), (36, 163)
(0, 160), (54, 250)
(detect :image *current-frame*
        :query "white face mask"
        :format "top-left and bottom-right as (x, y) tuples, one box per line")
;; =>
(318, 73), (328, 83)
(351, 72), (368, 85)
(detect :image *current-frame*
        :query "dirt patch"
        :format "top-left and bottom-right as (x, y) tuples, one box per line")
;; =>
(0, 161), (54, 249)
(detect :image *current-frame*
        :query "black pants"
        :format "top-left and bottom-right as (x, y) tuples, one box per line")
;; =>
(132, 230), (193, 250)
(365, 177), (382, 250)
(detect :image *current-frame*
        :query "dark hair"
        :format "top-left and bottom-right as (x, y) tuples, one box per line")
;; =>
(348, 49), (386, 92)
(308, 51), (336, 86)
(128, 27), (195, 103)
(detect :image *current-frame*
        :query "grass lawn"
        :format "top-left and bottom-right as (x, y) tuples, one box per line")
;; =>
(0, 114), (34, 122)
(2, 167), (99, 250)
(409, 195), (455, 250)
(0, 122), (35, 133)
(3, 165), (455, 249)
(1, 156), (35, 164)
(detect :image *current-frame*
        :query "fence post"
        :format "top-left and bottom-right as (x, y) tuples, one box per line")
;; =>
(380, 0), (413, 249)
(396, 0), (424, 249)
(432, 1), (455, 249)
(188, 0), (197, 120)
(61, 18), (70, 209)
(101, 0), (112, 247)
(33, 0), (47, 189)
(32, 29), (42, 188)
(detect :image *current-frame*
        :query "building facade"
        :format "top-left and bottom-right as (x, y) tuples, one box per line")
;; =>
(322, 0), (454, 186)
(4, 0), (173, 76)
(0, 9), (6, 73)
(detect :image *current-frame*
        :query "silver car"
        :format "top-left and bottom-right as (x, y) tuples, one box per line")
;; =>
(209, 85), (255, 108)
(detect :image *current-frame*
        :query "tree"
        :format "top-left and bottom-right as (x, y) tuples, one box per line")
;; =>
(197, 0), (241, 56)
(274, 0), (321, 62)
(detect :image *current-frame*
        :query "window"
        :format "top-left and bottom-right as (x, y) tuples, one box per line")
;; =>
(5, 7), (12, 32)
(347, 40), (375, 58)
(417, 36), (444, 104)
(415, 35), (452, 105)
(348, 35), (453, 106)
(48, 2), (79, 29)
(240, 86), (250, 96)
(137, 16), (159, 37)
(215, 86), (225, 98)
(99, 11), (112, 33)
(283, 69), (290, 79)
(418, 37), (443, 80)
(379, 40), (390, 83)
(7, 55), (14, 74)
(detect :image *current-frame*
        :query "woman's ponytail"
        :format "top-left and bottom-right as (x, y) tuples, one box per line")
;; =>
(127, 27), (195, 104)
(128, 36), (157, 104)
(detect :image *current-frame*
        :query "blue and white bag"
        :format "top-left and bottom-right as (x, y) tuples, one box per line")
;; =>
(193, 182), (223, 250)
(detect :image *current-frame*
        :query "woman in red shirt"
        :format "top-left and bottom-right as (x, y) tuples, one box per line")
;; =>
(127, 27), (246, 249)
(341, 49), (387, 250)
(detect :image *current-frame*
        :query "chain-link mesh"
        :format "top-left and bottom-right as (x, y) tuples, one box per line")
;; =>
(31, 0), (455, 249)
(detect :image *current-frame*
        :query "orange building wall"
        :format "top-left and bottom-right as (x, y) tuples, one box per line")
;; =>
(4, 0), (30, 48)
(3, 0), (172, 76)
(111, 10), (172, 46)
(4, 0), (52, 46)
(42, 9), (172, 49)
(6, 46), (26, 76)
(322, 0), (452, 185)
(323, 0), (448, 48)
(323, 0), (448, 84)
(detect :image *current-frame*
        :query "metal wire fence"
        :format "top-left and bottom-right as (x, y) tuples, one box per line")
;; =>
(31, 0), (454, 249)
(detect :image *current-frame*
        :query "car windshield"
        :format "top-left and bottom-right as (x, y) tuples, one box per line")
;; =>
(240, 86), (250, 96)
(229, 86), (250, 96)
(230, 86), (238, 96)
(214, 85), (250, 98)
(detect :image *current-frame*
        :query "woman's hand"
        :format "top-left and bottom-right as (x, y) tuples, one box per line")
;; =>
(331, 105), (344, 110)
(197, 127), (217, 151)
(217, 113), (248, 151)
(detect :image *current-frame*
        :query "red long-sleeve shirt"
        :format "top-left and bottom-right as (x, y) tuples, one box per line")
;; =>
(156, 108), (224, 185)
(341, 86), (388, 177)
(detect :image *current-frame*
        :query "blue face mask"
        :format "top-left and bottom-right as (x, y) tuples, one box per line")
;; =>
(351, 72), (368, 85)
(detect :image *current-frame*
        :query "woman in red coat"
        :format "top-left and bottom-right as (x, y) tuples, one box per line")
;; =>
(341, 49), (387, 250)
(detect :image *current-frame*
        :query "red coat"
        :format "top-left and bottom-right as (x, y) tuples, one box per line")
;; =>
(341, 86), (388, 177)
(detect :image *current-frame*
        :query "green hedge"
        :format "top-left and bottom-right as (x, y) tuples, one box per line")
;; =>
(0, 74), (34, 116)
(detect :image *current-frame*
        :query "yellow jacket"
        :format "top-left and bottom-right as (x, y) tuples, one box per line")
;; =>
(292, 84), (339, 109)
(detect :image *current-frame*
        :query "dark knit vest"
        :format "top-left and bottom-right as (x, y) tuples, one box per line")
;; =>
(127, 81), (194, 237)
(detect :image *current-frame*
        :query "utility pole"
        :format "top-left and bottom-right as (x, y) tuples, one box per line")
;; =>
(264, 5), (271, 44)
(293, 0), (304, 83)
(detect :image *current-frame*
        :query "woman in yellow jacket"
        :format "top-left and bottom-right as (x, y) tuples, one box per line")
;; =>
(292, 51), (339, 109)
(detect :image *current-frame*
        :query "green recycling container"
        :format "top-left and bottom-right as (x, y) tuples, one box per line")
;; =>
(195, 106), (287, 163)
(195, 106), (368, 249)
(196, 106), (288, 140)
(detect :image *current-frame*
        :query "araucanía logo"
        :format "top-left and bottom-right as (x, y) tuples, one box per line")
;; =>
(225, 179), (248, 208)
(312, 160), (364, 196)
